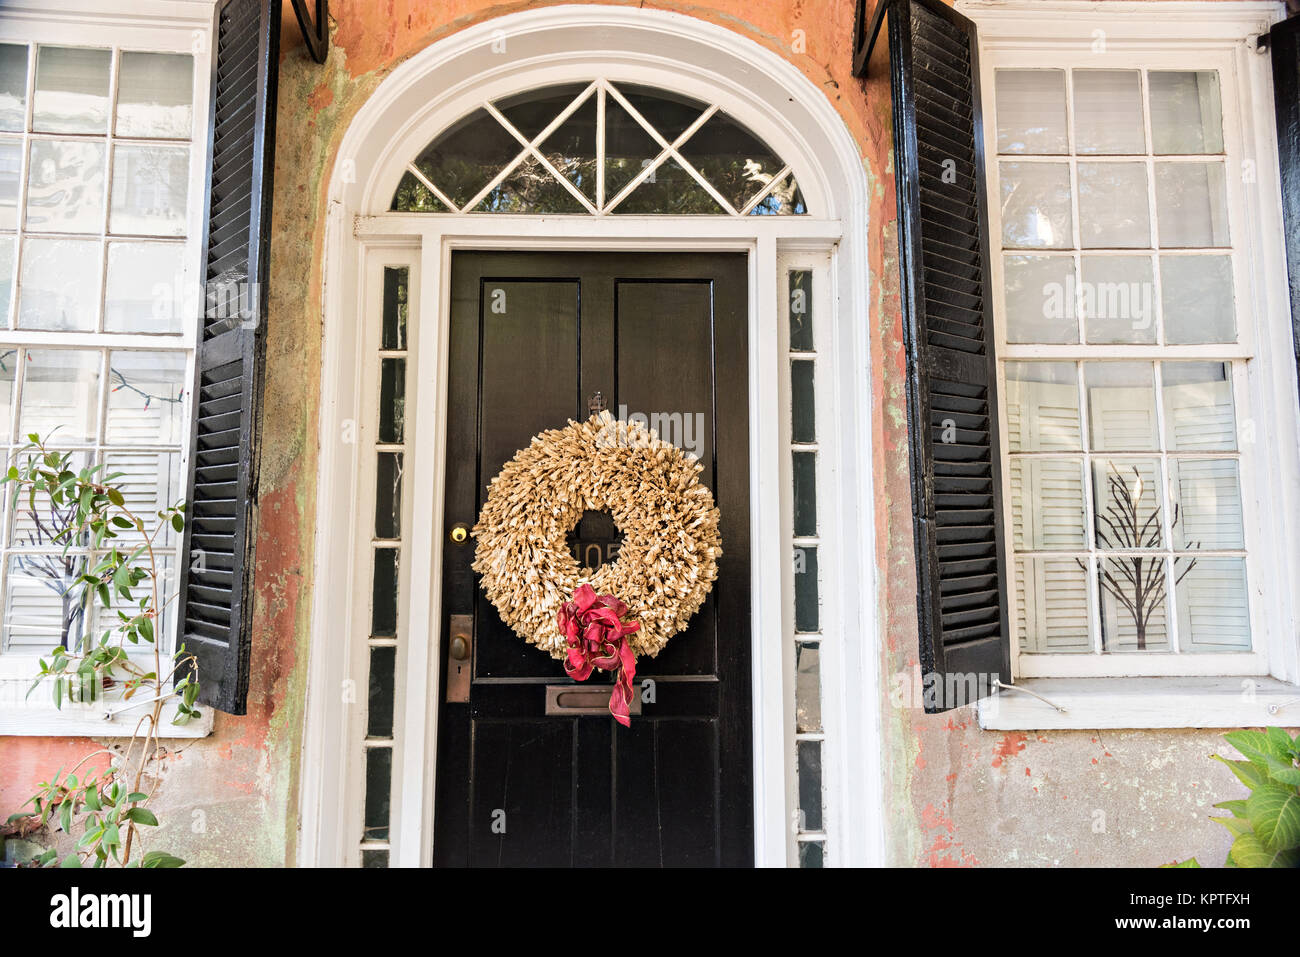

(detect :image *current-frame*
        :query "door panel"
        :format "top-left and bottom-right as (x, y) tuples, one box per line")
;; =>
(434, 251), (751, 867)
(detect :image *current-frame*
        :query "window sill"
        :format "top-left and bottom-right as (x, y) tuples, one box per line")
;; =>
(976, 676), (1300, 730)
(0, 685), (214, 739)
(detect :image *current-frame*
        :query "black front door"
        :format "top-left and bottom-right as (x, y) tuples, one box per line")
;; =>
(433, 251), (752, 867)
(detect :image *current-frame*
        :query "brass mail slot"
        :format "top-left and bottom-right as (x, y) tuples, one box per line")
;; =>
(544, 684), (642, 717)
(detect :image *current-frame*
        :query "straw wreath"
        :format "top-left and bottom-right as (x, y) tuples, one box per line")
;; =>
(472, 411), (722, 659)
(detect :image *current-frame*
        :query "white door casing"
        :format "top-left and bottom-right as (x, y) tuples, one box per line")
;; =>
(298, 5), (882, 867)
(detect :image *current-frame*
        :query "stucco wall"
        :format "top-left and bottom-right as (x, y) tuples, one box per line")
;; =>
(0, 0), (1289, 868)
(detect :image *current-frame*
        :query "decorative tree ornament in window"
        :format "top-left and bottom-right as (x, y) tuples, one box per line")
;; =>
(392, 80), (806, 216)
(472, 412), (722, 724)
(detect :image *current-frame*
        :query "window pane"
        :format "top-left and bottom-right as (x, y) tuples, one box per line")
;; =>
(613, 83), (707, 142)
(792, 450), (816, 537)
(412, 108), (520, 210)
(363, 746), (392, 841)
(101, 451), (183, 546)
(1170, 458), (1243, 550)
(794, 545), (818, 632)
(381, 267), (407, 351)
(3, 552), (88, 652)
(1017, 557), (1091, 653)
(796, 739), (822, 831)
(1080, 255), (1156, 343)
(494, 83), (588, 141)
(538, 93), (597, 204)
(390, 171), (448, 212)
(789, 270), (812, 351)
(0, 235), (13, 320)
(1149, 71), (1223, 155)
(1003, 254), (1077, 343)
(1175, 558), (1249, 652)
(33, 46), (110, 134)
(105, 351), (186, 444)
(995, 69), (1068, 154)
(1085, 362), (1157, 451)
(1010, 457), (1086, 549)
(378, 357), (405, 443)
(678, 110), (785, 212)
(798, 841), (824, 868)
(26, 139), (106, 233)
(1160, 255), (1235, 343)
(1077, 162), (1150, 248)
(375, 450), (402, 540)
(19, 239), (100, 330)
(613, 157), (722, 214)
(18, 349), (100, 443)
(1003, 361), (1080, 451)
(367, 644), (396, 738)
(999, 162), (1073, 248)
(1099, 554), (1169, 652)
(603, 95), (662, 203)
(1155, 162), (1229, 247)
(790, 358), (815, 444)
(1072, 70), (1145, 154)
(8, 449), (90, 546)
(0, 44), (28, 133)
(795, 641), (821, 732)
(748, 172), (805, 215)
(371, 547), (398, 636)
(472, 155), (585, 214)
(1092, 458), (1164, 549)
(104, 242), (186, 334)
(0, 345), (14, 433)
(0, 138), (19, 229)
(1161, 361), (1235, 451)
(115, 52), (193, 139)
(110, 145), (189, 236)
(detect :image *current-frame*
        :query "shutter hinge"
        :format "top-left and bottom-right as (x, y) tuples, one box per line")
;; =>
(992, 679), (1068, 714)
(851, 0), (895, 79)
(290, 0), (329, 65)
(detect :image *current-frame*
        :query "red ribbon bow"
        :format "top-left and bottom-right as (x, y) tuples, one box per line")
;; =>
(557, 583), (640, 727)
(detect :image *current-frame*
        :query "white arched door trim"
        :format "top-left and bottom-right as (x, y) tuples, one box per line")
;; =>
(299, 4), (883, 867)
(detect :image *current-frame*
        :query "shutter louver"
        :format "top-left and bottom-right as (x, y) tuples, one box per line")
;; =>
(178, 0), (279, 715)
(856, 0), (1010, 710)
(1273, 15), (1300, 400)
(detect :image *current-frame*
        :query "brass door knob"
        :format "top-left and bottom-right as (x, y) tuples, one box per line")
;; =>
(450, 523), (469, 543)
(450, 635), (470, 660)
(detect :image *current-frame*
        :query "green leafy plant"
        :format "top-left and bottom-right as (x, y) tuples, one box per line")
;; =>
(1163, 726), (1300, 868)
(1, 434), (195, 868)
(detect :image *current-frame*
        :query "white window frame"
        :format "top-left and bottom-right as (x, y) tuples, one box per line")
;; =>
(961, 0), (1300, 728)
(0, 0), (215, 737)
(298, 6), (885, 867)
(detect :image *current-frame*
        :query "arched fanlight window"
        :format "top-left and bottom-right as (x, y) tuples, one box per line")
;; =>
(391, 80), (807, 215)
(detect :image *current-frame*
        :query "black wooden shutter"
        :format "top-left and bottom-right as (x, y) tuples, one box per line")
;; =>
(1273, 15), (1300, 399)
(856, 0), (1010, 711)
(178, 0), (280, 715)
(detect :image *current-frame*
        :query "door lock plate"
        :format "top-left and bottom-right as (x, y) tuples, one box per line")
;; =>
(446, 614), (473, 703)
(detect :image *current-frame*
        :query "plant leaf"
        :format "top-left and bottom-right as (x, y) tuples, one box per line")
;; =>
(1223, 730), (1284, 768)
(1228, 831), (1300, 868)
(125, 807), (159, 826)
(1212, 754), (1266, 790)
(1213, 799), (1248, 819)
(1209, 815), (1253, 839)
(1160, 858), (1200, 868)
(1245, 784), (1300, 851)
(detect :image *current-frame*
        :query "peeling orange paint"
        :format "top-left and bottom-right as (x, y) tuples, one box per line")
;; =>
(991, 732), (1028, 769)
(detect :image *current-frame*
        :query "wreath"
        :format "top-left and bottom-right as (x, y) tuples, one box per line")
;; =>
(472, 412), (722, 723)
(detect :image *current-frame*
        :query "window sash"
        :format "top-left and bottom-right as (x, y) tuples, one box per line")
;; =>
(981, 44), (1271, 677)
